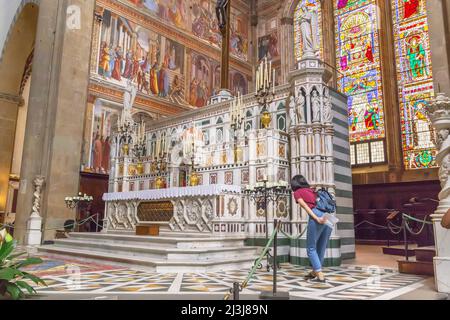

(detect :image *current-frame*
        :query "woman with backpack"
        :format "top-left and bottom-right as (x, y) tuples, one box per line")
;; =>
(291, 175), (334, 283)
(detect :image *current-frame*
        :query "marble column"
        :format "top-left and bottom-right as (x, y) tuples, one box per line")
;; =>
(429, 92), (450, 293)
(15, 0), (96, 243)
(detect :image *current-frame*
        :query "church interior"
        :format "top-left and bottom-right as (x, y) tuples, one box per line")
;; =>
(0, 0), (450, 301)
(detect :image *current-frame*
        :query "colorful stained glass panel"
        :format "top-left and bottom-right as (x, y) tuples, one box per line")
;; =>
(335, 1), (386, 143)
(392, 0), (436, 169)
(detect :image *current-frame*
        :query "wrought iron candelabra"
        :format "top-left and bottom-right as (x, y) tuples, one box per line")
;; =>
(64, 193), (94, 232)
(244, 179), (290, 271)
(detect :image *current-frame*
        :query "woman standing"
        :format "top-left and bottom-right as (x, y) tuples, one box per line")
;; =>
(291, 175), (332, 283)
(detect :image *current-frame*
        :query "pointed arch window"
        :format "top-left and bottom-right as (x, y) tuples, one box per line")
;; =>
(391, 0), (436, 169)
(334, 0), (386, 166)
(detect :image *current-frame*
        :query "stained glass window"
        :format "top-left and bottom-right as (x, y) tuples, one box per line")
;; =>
(294, 0), (323, 61)
(391, 0), (436, 169)
(335, 0), (386, 146)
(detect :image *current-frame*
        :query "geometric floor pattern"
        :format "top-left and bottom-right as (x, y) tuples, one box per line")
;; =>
(26, 258), (427, 300)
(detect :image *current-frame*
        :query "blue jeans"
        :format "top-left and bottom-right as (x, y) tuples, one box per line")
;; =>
(306, 208), (332, 272)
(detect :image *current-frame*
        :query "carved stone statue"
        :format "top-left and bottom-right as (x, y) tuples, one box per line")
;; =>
(323, 98), (333, 124)
(299, 5), (319, 57)
(311, 91), (321, 123)
(216, 0), (230, 32)
(295, 93), (306, 124)
(288, 95), (297, 127)
(123, 80), (137, 112)
(31, 176), (45, 217)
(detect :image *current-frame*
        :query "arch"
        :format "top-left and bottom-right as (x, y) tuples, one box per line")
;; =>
(0, 2), (39, 216)
(0, 0), (40, 63)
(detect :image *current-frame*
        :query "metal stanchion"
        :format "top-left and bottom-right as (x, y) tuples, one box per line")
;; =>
(403, 218), (409, 261)
(260, 219), (289, 300)
(233, 282), (240, 300)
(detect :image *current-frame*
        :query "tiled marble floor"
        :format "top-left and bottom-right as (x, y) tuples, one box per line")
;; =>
(24, 255), (427, 300)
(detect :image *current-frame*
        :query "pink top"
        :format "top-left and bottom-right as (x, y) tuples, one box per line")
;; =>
(293, 188), (317, 209)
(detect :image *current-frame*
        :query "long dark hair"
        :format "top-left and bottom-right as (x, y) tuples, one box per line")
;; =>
(291, 175), (310, 192)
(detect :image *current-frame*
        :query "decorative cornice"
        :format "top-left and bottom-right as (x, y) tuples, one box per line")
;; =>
(0, 92), (24, 106)
(146, 83), (292, 131)
(88, 80), (193, 116)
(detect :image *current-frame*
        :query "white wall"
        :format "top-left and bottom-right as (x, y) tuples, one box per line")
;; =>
(0, 0), (23, 59)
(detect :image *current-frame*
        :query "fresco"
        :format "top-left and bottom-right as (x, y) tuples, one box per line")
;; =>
(94, 7), (249, 108)
(128, 0), (249, 61)
(258, 31), (279, 61)
(84, 101), (120, 174)
(189, 50), (248, 107)
(97, 8), (187, 105)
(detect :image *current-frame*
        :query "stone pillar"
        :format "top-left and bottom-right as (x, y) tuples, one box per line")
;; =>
(429, 92), (450, 293)
(280, 17), (294, 84)
(377, 0), (403, 175)
(15, 0), (96, 243)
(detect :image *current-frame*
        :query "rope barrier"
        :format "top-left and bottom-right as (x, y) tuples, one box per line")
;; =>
(223, 221), (281, 301)
(402, 213), (432, 236)
(279, 227), (307, 240)
(354, 220), (390, 230)
(402, 213), (433, 225)
(0, 214), (101, 232)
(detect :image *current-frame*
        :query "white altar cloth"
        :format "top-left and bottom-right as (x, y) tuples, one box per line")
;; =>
(103, 184), (242, 201)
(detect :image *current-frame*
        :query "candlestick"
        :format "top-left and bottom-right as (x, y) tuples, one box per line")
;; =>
(273, 69), (276, 94)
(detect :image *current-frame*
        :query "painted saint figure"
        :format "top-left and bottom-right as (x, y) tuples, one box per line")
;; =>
(407, 36), (427, 79)
(98, 42), (110, 78)
(364, 103), (380, 131)
(404, 0), (419, 19)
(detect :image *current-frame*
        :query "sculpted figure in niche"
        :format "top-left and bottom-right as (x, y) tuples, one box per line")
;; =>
(295, 92), (306, 124)
(311, 91), (321, 123)
(323, 98), (333, 123)
(288, 95), (297, 127)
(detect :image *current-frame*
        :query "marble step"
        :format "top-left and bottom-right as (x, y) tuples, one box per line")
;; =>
(107, 228), (213, 238)
(49, 238), (259, 261)
(37, 245), (258, 273)
(67, 232), (247, 249)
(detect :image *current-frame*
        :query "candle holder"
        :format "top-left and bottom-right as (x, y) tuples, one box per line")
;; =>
(152, 153), (168, 189)
(230, 93), (245, 164)
(64, 193), (94, 232)
(189, 139), (200, 186)
(255, 57), (276, 129)
(244, 179), (290, 272)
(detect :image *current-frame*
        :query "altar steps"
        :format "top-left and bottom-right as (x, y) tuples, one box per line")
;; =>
(38, 232), (260, 273)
